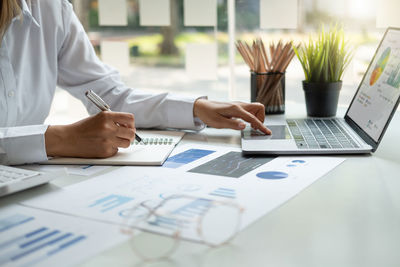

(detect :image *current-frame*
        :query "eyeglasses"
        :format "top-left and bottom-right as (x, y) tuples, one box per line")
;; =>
(120, 194), (244, 261)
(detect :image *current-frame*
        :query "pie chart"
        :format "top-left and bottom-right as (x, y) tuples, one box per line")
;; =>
(292, 160), (306, 164)
(256, 171), (288, 179)
(370, 47), (391, 86)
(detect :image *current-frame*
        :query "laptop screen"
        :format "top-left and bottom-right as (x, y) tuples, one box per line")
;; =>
(347, 29), (400, 142)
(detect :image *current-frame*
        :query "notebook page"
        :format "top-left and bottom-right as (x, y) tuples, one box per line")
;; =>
(43, 131), (185, 166)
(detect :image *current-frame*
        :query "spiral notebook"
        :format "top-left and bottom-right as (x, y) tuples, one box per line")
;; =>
(43, 131), (185, 166)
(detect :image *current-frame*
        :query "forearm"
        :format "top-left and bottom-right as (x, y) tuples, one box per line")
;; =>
(80, 84), (205, 130)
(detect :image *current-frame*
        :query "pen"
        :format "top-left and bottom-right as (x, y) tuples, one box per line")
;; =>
(85, 90), (145, 145)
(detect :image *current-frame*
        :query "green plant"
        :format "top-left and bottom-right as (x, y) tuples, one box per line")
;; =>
(293, 25), (353, 83)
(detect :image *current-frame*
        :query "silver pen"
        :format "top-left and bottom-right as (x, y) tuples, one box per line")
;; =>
(85, 90), (145, 145)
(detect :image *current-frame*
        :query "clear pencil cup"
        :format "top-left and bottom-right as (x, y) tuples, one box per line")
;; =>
(251, 72), (285, 114)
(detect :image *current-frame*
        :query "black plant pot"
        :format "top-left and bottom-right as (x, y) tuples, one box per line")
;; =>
(303, 81), (342, 117)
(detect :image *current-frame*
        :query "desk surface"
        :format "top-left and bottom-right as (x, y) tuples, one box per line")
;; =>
(2, 104), (400, 267)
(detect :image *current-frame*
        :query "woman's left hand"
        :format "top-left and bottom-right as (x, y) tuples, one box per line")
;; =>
(193, 99), (271, 134)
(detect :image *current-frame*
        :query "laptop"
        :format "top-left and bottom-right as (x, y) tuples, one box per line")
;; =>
(242, 27), (400, 155)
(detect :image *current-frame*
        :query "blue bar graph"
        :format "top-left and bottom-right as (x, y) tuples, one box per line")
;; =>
(163, 149), (215, 168)
(88, 194), (134, 212)
(172, 198), (212, 218)
(24, 235), (87, 266)
(292, 160), (306, 164)
(0, 214), (87, 266)
(11, 232), (71, 261)
(48, 235), (86, 255)
(146, 198), (212, 230)
(0, 227), (47, 250)
(0, 214), (34, 232)
(209, 188), (236, 199)
(19, 230), (60, 249)
(148, 215), (180, 229)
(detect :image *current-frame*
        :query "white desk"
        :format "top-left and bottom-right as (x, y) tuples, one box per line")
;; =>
(2, 103), (400, 267)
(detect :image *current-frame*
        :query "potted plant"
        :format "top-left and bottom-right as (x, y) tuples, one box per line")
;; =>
(294, 25), (353, 117)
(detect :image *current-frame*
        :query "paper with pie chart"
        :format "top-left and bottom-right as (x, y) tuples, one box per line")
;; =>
(21, 144), (345, 242)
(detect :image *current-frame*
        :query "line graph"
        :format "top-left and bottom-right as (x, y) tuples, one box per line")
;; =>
(188, 152), (274, 178)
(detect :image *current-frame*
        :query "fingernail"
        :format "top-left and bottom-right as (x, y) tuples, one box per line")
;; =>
(239, 122), (246, 129)
(262, 126), (270, 134)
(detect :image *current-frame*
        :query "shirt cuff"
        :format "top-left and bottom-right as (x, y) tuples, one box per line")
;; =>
(166, 95), (207, 131)
(0, 125), (49, 165)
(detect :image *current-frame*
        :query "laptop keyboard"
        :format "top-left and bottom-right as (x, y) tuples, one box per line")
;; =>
(0, 165), (40, 184)
(286, 119), (360, 149)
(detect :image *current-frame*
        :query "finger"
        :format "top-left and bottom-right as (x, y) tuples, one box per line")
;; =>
(115, 137), (131, 149)
(116, 126), (136, 142)
(215, 116), (246, 130)
(252, 103), (266, 123)
(239, 102), (265, 123)
(241, 103), (271, 134)
(232, 107), (271, 134)
(108, 112), (135, 128)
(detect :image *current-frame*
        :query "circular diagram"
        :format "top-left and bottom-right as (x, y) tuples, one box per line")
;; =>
(256, 171), (288, 180)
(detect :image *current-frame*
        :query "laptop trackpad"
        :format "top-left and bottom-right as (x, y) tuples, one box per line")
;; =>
(243, 125), (291, 140)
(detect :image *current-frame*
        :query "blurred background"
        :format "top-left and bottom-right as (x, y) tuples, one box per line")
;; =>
(46, 0), (400, 124)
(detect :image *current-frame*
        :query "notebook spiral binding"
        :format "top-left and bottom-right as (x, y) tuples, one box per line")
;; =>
(133, 138), (174, 145)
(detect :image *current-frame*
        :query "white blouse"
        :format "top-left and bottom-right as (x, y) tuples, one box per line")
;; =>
(0, 0), (203, 165)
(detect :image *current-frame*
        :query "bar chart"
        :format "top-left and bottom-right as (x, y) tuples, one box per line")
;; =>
(209, 188), (236, 199)
(0, 214), (86, 266)
(88, 194), (134, 213)
(0, 205), (127, 267)
(172, 198), (212, 218)
(163, 148), (215, 168)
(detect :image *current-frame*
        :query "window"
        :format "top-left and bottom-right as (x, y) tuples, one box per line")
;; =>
(47, 0), (389, 124)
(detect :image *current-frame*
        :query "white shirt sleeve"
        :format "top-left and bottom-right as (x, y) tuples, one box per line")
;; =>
(0, 125), (48, 165)
(57, 0), (205, 130)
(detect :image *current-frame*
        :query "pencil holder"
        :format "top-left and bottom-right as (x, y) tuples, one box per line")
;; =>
(251, 72), (285, 114)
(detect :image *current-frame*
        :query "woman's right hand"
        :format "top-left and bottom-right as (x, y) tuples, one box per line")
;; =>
(45, 111), (136, 158)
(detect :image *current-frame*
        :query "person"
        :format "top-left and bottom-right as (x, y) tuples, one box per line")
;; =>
(0, 0), (270, 165)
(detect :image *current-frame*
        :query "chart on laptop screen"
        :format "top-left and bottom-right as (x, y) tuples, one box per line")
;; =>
(348, 29), (400, 142)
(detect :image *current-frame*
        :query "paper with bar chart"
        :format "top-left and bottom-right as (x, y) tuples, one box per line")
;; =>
(22, 144), (344, 242)
(0, 205), (127, 267)
(347, 29), (400, 141)
(23, 164), (109, 176)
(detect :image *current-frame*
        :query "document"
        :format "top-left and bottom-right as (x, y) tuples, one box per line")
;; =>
(43, 130), (185, 166)
(98, 0), (128, 26)
(185, 43), (218, 80)
(260, 0), (298, 29)
(0, 205), (127, 267)
(23, 144), (345, 242)
(184, 0), (217, 26)
(101, 41), (130, 75)
(23, 164), (110, 177)
(377, 0), (400, 28)
(139, 0), (170, 26)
